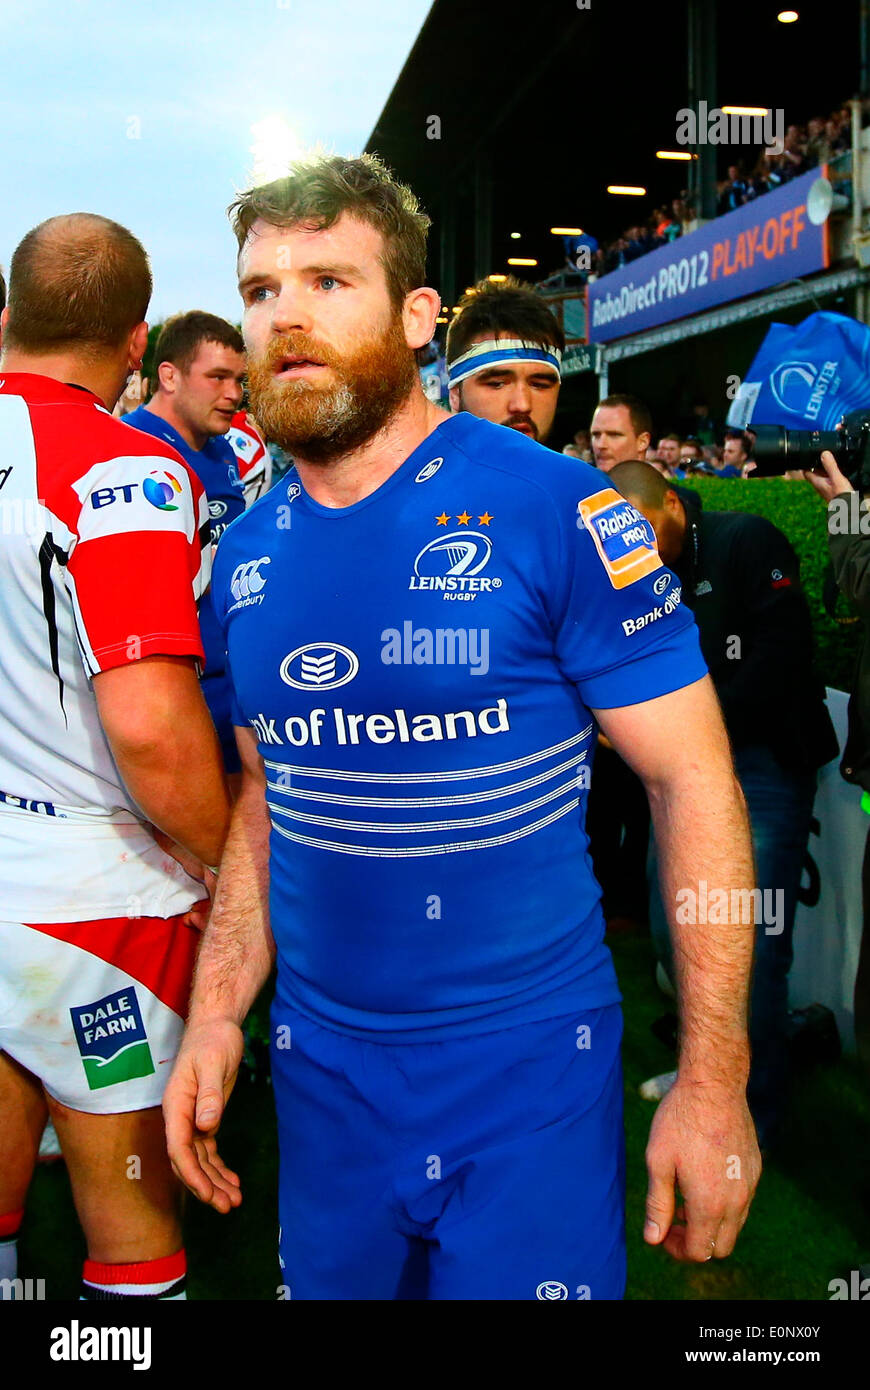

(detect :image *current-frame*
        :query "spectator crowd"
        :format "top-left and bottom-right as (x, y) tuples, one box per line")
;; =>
(541, 97), (857, 290)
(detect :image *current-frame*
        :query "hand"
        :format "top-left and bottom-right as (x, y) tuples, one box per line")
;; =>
(163, 1018), (245, 1214)
(643, 1077), (761, 1261)
(804, 449), (854, 502)
(151, 828), (215, 930)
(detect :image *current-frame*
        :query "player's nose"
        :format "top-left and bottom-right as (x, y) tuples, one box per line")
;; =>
(271, 288), (313, 336)
(507, 384), (533, 413)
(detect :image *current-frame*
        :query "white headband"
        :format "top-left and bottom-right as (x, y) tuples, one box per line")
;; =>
(447, 338), (563, 388)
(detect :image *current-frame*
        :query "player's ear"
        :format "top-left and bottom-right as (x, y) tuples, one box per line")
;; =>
(157, 359), (176, 394)
(638, 431), (651, 455)
(402, 286), (441, 351)
(448, 384), (462, 414)
(128, 321), (148, 372)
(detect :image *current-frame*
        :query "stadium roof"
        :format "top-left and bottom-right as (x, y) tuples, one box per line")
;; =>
(366, 0), (861, 304)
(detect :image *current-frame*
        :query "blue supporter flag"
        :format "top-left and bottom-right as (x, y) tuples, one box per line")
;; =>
(727, 311), (870, 431)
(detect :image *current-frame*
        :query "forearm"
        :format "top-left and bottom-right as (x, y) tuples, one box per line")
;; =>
(187, 777), (275, 1029)
(113, 711), (230, 866)
(647, 762), (755, 1092)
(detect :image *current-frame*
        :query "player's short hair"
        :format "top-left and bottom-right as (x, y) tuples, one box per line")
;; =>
(446, 277), (565, 363)
(153, 311), (245, 377)
(4, 213), (151, 356)
(228, 153), (430, 311)
(595, 393), (653, 441)
(724, 427), (752, 457)
(0, 265), (6, 314)
(608, 460), (675, 509)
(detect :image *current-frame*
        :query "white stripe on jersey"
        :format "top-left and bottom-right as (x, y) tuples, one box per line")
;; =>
(262, 724), (594, 784)
(72, 456), (198, 544)
(266, 747), (589, 808)
(266, 775), (580, 834)
(271, 797), (579, 857)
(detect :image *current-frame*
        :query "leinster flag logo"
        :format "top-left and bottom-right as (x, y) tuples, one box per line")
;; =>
(70, 987), (155, 1091)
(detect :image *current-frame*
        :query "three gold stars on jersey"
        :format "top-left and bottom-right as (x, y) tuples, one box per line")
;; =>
(435, 511), (493, 526)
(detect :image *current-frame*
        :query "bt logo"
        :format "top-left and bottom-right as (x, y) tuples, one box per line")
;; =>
(90, 470), (183, 512)
(143, 470), (183, 511)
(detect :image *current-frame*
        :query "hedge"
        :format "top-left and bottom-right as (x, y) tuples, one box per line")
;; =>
(686, 476), (862, 694)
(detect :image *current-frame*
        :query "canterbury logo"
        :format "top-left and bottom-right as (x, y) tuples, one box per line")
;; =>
(231, 557), (271, 601)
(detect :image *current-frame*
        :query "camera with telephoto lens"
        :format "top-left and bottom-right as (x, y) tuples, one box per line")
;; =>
(751, 408), (870, 490)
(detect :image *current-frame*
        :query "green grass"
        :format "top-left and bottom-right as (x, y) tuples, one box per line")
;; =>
(689, 475), (864, 694)
(18, 932), (870, 1299)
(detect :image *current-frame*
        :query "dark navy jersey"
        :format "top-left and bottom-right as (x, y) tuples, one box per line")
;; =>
(212, 413), (706, 1038)
(123, 406), (245, 681)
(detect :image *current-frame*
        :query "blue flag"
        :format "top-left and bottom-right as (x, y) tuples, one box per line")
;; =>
(727, 311), (870, 431)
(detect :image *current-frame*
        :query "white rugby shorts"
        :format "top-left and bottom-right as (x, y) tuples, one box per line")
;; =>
(0, 911), (202, 1114)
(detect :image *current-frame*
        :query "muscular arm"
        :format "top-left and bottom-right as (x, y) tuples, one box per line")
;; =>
(598, 675), (754, 1086)
(594, 674), (760, 1260)
(187, 725), (275, 1032)
(93, 655), (230, 866)
(162, 726), (274, 1211)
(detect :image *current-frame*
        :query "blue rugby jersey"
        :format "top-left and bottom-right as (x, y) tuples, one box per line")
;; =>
(211, 413), (706, 1038)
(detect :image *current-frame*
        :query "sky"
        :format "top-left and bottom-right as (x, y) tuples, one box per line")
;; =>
(1, 0), (432, 321)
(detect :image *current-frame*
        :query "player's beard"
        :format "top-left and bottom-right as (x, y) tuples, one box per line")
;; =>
(247, 313), (418, 464)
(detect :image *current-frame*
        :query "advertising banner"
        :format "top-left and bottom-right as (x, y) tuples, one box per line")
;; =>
(588, 168), (830, 344)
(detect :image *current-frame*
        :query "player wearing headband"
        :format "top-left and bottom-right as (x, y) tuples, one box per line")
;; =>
(446, 277), (563, 444)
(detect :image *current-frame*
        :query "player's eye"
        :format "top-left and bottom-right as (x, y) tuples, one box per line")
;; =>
(249, 286), (274, 303)
(317, 275), (341, 291)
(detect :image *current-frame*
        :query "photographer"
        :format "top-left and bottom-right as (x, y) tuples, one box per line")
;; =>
(806, 451), (870, 1079)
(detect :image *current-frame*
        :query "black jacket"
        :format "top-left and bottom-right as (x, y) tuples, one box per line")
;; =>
(673, 492), (838, 774)
(828, 495), (870, 790)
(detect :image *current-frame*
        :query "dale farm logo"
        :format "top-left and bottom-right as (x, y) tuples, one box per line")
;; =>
(70, 987), (154, 1091)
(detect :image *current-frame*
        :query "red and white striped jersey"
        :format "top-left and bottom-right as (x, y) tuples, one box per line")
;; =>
(226, 410), (272, 507)
(0, 372), (211, 922)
